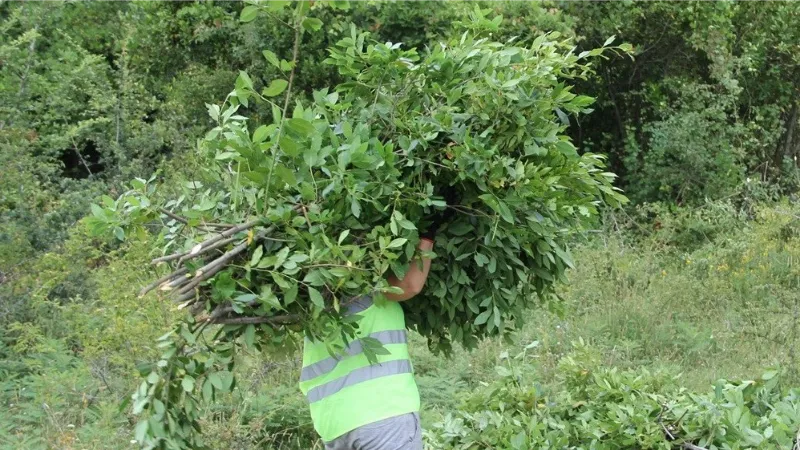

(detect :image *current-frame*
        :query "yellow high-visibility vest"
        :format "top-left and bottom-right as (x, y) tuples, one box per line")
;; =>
(299, 296), (420, 442)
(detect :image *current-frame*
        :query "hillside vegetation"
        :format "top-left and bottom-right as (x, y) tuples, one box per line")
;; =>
(2, 1), (799, 449)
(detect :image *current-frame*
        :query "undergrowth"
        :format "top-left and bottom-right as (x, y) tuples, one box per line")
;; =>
(2, 201), (799, 448)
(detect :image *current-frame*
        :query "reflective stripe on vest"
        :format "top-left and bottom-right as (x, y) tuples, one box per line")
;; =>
(300, 329), (408, 382)
(306, 359), (412, 403)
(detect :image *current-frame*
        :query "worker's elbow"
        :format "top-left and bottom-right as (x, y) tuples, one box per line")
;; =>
(406, 280), (425, 298)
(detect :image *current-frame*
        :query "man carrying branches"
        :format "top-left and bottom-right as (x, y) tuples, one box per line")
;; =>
(301, 205), (453, 450)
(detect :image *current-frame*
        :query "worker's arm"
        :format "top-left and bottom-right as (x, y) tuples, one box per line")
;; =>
(385, 238), (434, 302)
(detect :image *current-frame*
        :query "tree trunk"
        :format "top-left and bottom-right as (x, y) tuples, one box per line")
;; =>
(775, 100), (798, 170)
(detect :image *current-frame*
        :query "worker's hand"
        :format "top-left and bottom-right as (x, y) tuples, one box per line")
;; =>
(441, 185), (460, 208)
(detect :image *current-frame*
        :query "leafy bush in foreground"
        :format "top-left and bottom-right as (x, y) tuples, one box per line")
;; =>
(428, 342), (800, 450)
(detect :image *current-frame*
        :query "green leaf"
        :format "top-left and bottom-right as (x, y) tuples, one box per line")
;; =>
(209, 373), (223, 390)
(134, 420), (149, 443)
(113, 226), (125, 241)
(399, 219), (416, 230)
(474, 253), (490, 267)
(553, 245), (575, 269)
(388, 238), (407, 249)
(262, 50), (280, 69)
(207, 103), (220, 121)
(266, 0), (291, 11)
(252, 125), (270, 143)
(496, 200), (514, 224)
(90, 203), (105, 219)
(235, 293), (257, 304)
(244, 324), (256, 347)
(295, 0), (310, 16)
(215, 151), (237, 160)
(218, 371), (234, 391)
(308, 287), (325, 308)
(762, 370), (778, 380)
(338, 229), (350, 244)
(236, 70), (254, 90)
(181, 376), (195, 392)
(235, 88), (249, 107)
(350, 198), (361, 218)
(259, 288), (281, 309)
(474, 309), (492, 325)
(284, 285), (298, 305)
(301, 17), (324, 32)
(279, 135), (299, 157)
(555, 108), (569, 125)
(263, 79), (288, 97)
(286, 118), (316, 137)
(131, 178), (146, 190)
(555, 140), (577, 157)
(153, 399), (165, 416)
(202, 379), (214, 402)
(275, 165), (298, 187)
(250, 245), (264, 266)
(240, 5), (259, 22)
(102, 195), (115, 208)
(272, 272), (291, 289)
(447, 221), (473, 236)
(479, 194), (513, 223)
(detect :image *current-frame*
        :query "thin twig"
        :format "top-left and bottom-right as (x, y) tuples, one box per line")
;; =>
(203, 304), (238, 323)
(158, 207), (233, 229)
(176, 241), (250, 296)
(175, 291), (197, 305)
(210, 314), (299, 326)
(139, 267), (189, 297)
(152, 221), (262, 266)
(150, 221), (258, 265)
(158, 207), (189, 225)
(447, 204), (493, 219)
(188, 299), (206, 317)
(161, 273), (193, 290)
(67, 130), (93, 177)
(661, 423), (675, 441)
(301, 204), (312, 228)
(199, 300), (258, 323)
(183, 220), (261, 256)
(682, 444), (709, 450)
(152, 253), (186, 265)
(262, 15), (302, 215)
(202, 221), (236, 228)
(304, 263), (368, 271)
(177, 236), (240, 265)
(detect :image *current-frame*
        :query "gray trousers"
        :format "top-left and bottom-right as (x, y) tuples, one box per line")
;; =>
(324, 413), (423, 450)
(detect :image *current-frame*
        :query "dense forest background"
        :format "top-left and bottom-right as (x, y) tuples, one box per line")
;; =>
(2, 1), (800, 449)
